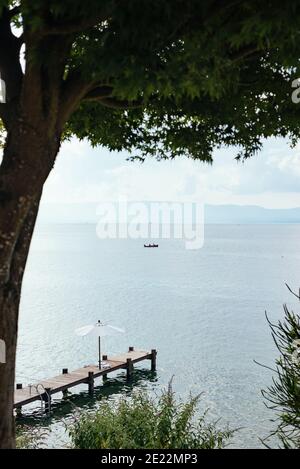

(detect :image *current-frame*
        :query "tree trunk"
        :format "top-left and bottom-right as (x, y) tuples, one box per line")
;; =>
(0, 6), (72, 448)
(0, 125), (59, 448)
(0, 197), (40, 448)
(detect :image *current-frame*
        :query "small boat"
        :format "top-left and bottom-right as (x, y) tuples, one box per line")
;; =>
(144, 243), (159, 248)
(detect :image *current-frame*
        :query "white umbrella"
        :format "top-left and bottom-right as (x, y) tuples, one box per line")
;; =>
(75, 320), (125, 369)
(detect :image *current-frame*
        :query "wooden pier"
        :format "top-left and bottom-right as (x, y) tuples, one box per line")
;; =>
(14, 347), (157, 411)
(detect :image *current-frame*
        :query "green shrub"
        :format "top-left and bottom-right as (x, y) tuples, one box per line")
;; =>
(262, 294), (300, 448)
(68, 383), (233, 449)
(16, 426), (47, 449)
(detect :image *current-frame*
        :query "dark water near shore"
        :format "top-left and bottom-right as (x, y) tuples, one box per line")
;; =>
(16, 223), (300, 448)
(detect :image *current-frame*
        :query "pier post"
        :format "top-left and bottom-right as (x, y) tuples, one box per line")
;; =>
(15, 384), (23, 417)
(102, 355), (108, 382)
(62, 369), (69, 397)
(126, 358), (133, 380)
(16, 384), (23, 414)
(43, 387), (52, 413)
(88, 371), (94, 395)
(151, 349), (157, 372)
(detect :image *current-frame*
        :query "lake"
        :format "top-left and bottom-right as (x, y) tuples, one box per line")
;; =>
(16, 223), (300, 448)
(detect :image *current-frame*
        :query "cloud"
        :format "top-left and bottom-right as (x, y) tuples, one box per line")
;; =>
(41, 136), (300, 211)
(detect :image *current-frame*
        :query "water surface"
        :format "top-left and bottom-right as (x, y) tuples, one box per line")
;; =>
(17, 223), (300, 448)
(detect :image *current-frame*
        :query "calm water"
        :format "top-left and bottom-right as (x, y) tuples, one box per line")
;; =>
(16, 224), (300, 448)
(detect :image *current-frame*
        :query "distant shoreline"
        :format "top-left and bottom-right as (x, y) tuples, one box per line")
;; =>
(37, 203), (300, 225)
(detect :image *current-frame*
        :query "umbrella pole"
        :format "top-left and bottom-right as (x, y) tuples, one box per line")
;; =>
(98, 336), (101, 369)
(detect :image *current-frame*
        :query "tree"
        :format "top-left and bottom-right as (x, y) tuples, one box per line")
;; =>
(1, 0), (300, 448)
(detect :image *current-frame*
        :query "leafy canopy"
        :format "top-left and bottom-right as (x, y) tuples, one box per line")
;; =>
(1, 1), (300, 161)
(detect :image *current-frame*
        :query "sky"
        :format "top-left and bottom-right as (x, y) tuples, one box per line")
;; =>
(39, 136), (300, 214)
(2, 133), (300, 222)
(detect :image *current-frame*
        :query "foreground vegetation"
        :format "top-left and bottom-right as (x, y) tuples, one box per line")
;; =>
(68, 384), (233, 449)
(16, 426), (47, 449)
(261, 290), (300, 449)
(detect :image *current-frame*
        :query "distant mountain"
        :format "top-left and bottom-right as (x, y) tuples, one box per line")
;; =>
(205, 204), (300, 224)
(37, 202), (300, 224)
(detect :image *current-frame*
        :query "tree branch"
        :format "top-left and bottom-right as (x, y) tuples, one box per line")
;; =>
(205, 0), (245, 21)
(82, 83), (145, 110)
(92, 96), (144, 110)
(0, 104), (9, 127)
(58, 73), (145, 128)
(82, 85), (145, 109)
(0, 7), (23, 127)
(42, 18), (104, 36)
(8, 5), (21, 20)
(229, 44), (260, 63)
(84, 86), (114, 100)
(285, 283), (300, 301)
(40, 2), (118, 37)
(58, 70), (96, 129)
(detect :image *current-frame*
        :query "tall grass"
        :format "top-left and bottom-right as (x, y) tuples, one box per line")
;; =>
(16, 426), (47, 449)
(69, 383), (233, 449)
(261, 296), (300, 448)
